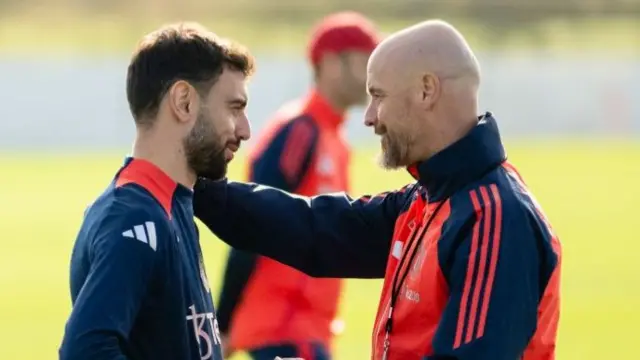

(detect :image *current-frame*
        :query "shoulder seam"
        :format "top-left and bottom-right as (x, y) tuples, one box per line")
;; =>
(113, 183), (172, 220)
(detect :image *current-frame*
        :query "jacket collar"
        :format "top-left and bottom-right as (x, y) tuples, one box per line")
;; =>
(303, 89), (345, 129)
(406, 112), (507, 201)
(116, 157), (193, 213)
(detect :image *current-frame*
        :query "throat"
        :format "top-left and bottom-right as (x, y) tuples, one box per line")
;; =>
(132, 138), (195, 190)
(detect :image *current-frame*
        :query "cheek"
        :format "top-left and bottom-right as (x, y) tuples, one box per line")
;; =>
(377, 100), (395, 124)
(211, 111), (235, 134)
(382, 102), (412, 135)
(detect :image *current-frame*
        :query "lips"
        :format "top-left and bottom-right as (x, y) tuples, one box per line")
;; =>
(227, 143), (240, 152)
(224, 141), (240, 162)
(224, 148), (235, 162)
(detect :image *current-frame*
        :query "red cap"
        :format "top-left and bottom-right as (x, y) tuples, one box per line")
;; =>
(307, 11), (380, 66)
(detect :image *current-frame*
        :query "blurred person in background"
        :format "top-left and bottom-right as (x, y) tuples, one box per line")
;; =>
(215, 11), (380, 360)
(195, 19), (561, 360)
(59, 22), (254, 360)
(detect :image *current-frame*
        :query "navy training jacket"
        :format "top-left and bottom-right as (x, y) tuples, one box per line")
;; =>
(193, 113), (561, 360)
(60, 157), (223, 360)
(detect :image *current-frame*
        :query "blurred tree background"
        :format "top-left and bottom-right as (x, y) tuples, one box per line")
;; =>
(0, 0), (638, 54)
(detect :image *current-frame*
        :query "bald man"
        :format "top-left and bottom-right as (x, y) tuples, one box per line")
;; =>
(194, 20), (561, 360)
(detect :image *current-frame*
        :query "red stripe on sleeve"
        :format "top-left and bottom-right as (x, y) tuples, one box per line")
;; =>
(502, 162), (527, 185)
(476, 184), (503, 339)
(280, 123), (306, 178)
(465, 185), (493, 344)
(279, 120), (314, 184)
(454, 189), (483, 349)
(279, 129), (302, 181)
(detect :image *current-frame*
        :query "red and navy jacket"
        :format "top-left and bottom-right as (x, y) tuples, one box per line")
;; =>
(60, 158), (223, 360)
(216, 89), (349, 351)
(194, 113), (562, 360)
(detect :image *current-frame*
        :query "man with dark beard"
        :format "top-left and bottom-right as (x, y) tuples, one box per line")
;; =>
(214, 12), (379, 360)
(194, 20), (561, 360)
(59, 22), (254, 360)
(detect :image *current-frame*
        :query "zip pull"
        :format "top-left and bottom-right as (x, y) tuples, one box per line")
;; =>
(382, 306), (393, 360)
(382, 332), (390, 360)
(385, 306), (394, 333)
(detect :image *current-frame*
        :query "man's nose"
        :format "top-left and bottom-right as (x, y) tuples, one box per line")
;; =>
(236, 115), (251, 141)
(364, 106), (377, 127)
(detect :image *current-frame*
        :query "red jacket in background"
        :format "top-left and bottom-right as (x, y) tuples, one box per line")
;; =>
(216, 89), (350, 352)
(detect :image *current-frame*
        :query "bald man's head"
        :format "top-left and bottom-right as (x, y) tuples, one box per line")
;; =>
(372, 20), (480, 84)
(364, 20), (481, 169)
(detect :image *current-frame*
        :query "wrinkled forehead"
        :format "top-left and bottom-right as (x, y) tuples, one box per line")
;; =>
(366, 48), (404, 93)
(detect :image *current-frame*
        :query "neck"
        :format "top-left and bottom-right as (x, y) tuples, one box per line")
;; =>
(131, 129), (196, 189)
(315, 80), (348, 113)
(418, 104), (478, 161)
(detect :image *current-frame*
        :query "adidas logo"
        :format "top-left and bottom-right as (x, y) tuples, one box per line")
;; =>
(122, 222), (157, 251)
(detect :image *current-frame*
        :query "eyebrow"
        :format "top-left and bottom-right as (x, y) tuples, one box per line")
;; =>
(227, 96), (248, 107)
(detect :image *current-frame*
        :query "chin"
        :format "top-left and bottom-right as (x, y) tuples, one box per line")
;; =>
(377, 150), (410, 170)
(199, 166), (227, 181)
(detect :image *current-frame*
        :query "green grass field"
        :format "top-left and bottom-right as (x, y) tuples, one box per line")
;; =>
(1, 140), (638, 359)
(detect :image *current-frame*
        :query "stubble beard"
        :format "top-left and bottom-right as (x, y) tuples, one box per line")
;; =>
(183, 112), (228, 181)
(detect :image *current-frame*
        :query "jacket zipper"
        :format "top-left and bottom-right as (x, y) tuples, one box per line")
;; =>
(376, 205), (426, 359)
(382, 199), (447, 359)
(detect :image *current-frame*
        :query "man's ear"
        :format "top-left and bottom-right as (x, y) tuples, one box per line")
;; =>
(167, 80), (199, 124)
(421, 72), (440, 110)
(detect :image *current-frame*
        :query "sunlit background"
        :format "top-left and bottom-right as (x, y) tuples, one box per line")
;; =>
(1, 1), (639, 359)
